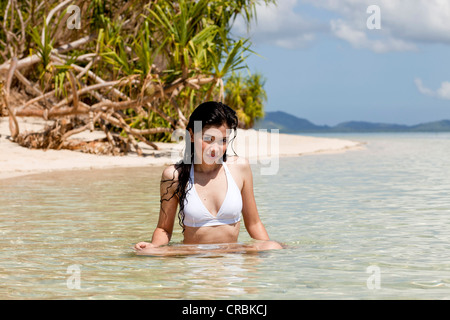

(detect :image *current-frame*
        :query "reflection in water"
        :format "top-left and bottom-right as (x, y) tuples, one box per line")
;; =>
(1, 133), (450, 299)
(154, 252), (263, 299)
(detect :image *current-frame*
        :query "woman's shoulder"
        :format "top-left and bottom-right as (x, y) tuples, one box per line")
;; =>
(161, 163), (181, 181)
(225, 156), (252, 189)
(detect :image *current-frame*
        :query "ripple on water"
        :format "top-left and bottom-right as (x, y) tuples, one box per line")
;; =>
(1, 134), (450, 299)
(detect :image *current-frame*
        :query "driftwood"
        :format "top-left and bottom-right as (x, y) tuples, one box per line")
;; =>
(1, 30), (217, 155)
(3, 56), (216, 155)
(0, 0), (262, 156)
(15, 120), (131, 156)
(0, 2), (181, 156)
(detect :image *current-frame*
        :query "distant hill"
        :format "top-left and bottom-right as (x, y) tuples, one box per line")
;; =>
(410, 120), (450, 132)
(329, 121), (410, 133)
(254, 111), (330, 132)
(254, 111), (450, 133)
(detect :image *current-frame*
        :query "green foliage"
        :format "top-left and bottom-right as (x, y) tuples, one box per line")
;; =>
(53, 56), (78, 99)
(27, 21), (53, 84)
(2, 0), (275, 142)
(224, 72), (267, 128)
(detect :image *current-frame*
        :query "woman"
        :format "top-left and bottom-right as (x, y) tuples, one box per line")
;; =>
(134, 101), (282, 255)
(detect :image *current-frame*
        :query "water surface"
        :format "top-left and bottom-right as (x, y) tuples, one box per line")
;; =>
(1, 133), (449, 299)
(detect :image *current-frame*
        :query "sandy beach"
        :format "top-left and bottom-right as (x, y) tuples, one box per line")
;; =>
(0, 117), (364, 180)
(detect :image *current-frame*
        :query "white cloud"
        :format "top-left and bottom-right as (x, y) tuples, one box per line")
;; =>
(436, 82), (450, 100)
(415, 78), (450, 100)
(307, 0), (450, 52)
(374, 0), (450, 44)
(232, 0), (327, 49)
(238, 0), (450, 52)
(414, 78), (435, 96)
(330, 19), (416, 53)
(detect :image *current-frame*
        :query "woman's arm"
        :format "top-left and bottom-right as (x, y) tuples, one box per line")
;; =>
(240, 159), (283, 250)
(135, 165), (179, 251)
(240, 159), (270, 241)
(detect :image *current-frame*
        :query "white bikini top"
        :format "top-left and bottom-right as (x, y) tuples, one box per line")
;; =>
(183, 162), (242, 227)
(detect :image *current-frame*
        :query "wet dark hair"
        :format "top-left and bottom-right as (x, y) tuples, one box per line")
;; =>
(161, 101), (238, 231)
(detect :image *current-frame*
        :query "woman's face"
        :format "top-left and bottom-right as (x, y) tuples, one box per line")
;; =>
(191, 124), (231, 165)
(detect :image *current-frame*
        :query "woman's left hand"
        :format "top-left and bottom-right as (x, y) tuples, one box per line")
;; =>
(134, 242), (155, 251)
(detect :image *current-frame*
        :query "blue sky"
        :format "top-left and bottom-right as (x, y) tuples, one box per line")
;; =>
(232, 0), (450, 126)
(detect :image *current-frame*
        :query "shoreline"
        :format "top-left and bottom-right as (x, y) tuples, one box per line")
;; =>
(0, 117), (365, 180)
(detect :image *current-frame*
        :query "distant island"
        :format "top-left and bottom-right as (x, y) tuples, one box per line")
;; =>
(253, 111), (450, 133)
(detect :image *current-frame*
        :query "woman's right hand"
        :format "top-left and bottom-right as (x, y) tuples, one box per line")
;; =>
(134, 242), (155, 251)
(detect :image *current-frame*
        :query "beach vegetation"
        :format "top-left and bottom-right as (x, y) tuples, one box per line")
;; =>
(224, 71), (266, 129)
(0, 0), (274, 155)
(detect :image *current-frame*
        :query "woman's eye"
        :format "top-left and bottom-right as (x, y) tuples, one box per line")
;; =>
(202, 135), (227, 143)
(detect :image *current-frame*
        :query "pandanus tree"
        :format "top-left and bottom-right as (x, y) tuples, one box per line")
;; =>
(224, 72), (267, 128)
(0, 0), (274, 155)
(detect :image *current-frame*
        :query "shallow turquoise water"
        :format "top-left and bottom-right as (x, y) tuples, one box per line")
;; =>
(1, 133), (449, 299)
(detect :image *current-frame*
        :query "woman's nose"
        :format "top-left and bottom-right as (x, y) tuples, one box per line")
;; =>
(209, 142), (220, 151)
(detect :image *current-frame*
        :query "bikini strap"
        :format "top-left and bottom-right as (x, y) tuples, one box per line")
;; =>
(222, 161), (230, 174)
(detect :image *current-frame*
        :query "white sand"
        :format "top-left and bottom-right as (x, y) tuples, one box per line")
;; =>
(0, 117), (365, 180)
